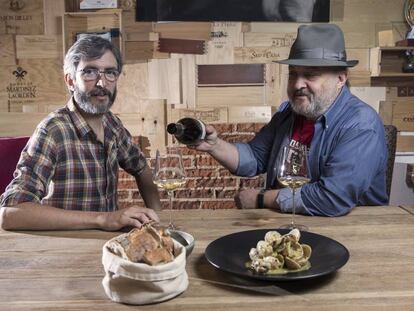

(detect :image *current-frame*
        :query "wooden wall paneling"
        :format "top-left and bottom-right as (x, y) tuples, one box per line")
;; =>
(347, 71), (371, 86)
(349, 87), (386, 112)
(340, 0), (405, 23)
(16, 35), (62, 59)
(197, 86), (264, 107)
(154, 22), (211, 40)
(233, 46), (290, 64)
(335, 21), (376, 48)
(379, 101), (394, 125)
(43, 0), (65, 35)
(112, 62), (149, 114)
(0, 59), (68, 113)
(117, 100), (167, 157)
(63, 11), (122, 54)
(0, 112), (48, 136)
(148, 58), (181, 104)
(197, 64), (264, 86)
(243, 32), (296, 47)
(0, 0), (43, 35)
(124, 32), (158, 41)
(196, 22), (243, 65)
(168, 106), (228, 124)
(228, 106), (272, 123)
(124, 41), (169, 61)
(0, 34), (16, 65)
(397, 133), (414, 152)
(390, 101), (414, 131)
(122, 10), (153, 34)
(158, 38), (206, 54)
(177, 54), (196, 109)
(264, 63), (281, 106)
(248, 23), (300, 34)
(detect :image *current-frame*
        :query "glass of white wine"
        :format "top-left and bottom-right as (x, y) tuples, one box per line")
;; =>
(153, 148), (186, 229)
(277, 144), (310, 231)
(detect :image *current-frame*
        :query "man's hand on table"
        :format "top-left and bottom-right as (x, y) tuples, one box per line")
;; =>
(100, 206), (160, 231)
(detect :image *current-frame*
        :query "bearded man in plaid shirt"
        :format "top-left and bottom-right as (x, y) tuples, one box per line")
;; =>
(0, 36), (161, 230)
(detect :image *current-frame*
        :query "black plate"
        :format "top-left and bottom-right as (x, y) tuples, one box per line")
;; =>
(205, 229), (349, 281)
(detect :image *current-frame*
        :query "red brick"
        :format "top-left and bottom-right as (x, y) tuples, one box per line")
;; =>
(236, 123), (265, 133)
(185, 168), (218, 178)
(214, 123), (236, 134)
(217, 168), (233, 177)
(239, 177), (265, 188)
(117, 190), (131, 200)
(215, 189), (237, 198)
(118, 170), (130, 179)
(118, 201), (145, 209)
(201, 200), (236, 209)
(172, 200), (201, 209)
(117, 179), (136, 189)
(195, 155), (219, 167)
(175, 189), (214, 199)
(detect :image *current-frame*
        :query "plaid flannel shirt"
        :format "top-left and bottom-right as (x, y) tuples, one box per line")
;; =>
(0, 98), (147, 211)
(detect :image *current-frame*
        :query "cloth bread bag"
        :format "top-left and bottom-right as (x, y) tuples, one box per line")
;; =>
(102, 232), (189, 305)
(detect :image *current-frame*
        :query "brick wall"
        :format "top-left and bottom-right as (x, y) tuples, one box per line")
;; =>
(118, 123), (266, 210)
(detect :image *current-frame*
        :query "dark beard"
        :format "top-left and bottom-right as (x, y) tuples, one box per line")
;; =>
(73, 86), (116, 115)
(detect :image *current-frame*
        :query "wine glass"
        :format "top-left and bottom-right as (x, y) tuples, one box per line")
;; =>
(277, 145), (310, 231)
(153, 148), (186, 229)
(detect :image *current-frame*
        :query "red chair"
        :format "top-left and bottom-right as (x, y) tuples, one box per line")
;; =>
(0, 136), (30, 195)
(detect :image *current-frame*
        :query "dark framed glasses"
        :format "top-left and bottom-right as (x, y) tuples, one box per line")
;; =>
(78, 68), (120, 82)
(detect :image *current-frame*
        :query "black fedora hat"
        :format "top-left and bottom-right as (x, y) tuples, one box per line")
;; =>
(275, 24), (358, 67)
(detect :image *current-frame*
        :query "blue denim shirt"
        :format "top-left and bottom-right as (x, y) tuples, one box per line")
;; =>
(235, 86), (388, 216)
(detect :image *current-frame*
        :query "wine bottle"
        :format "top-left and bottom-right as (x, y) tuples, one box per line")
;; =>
(166, 118), (206, 145)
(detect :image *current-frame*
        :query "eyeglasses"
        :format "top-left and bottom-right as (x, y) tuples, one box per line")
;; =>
(77, 68), (120, 82)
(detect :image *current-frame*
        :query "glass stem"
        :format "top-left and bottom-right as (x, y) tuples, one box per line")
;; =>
(167, 190), (173, 228)
(291, 188), (296, 229)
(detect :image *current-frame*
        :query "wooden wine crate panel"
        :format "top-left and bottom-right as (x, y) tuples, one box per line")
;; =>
(0, 0), (43, 35)
(348, 48), (370, 72)
(16, 35), (62, 59)
(264, 63), (286, 107)
(117, 100), (167, 157)
(122, 10), (153, 34)
(124, 41), (169, 61)
(196, 22), (244, 65)
(347, 71), (371, 87)
(397, 133), (414, 152)
(197, 64), (265, 86)
(233, 46), (290, 64)
(334, 21), (375, 48)
(124, 32), (158, 41)
(43, 0), (65, 35)
(379, 101), (414, 131)
(63, 10), (122, 54)
(112, 62), (149, 114)
(349, 86), (386, 112)
(148, 58), (181, 104)
(338, 0), (405, 23)
(0, 34), (16, 65)
(243, 32), (296, 47)
(179, 54), (196, 109)
(197, 86), (264, 107)
(248, 23), (300, 34)
(0, 112), (48, 136)
(168, 106), (228, 124)
(0, 59), (68, 113)
(154, 22), (211, 40)
(158, 38), (206, 55)
(228, 106), (272, 123)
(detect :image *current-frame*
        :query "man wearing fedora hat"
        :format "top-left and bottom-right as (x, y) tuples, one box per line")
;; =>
(191, 24), (388, 216)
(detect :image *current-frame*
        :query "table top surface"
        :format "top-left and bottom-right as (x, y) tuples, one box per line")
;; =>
(1, 206), (414, 311)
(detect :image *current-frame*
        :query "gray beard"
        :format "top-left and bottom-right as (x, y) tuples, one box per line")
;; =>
(290, 88), (339, 120)
(73, 86), (116, 115)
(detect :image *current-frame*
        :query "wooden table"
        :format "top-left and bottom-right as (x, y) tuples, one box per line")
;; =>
(1, 206), (414, 310)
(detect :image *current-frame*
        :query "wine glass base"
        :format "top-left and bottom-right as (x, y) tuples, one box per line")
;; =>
(279, 223), (309, 231)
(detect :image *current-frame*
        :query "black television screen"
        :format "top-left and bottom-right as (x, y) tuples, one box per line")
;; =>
(136, 0), (330, 22)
